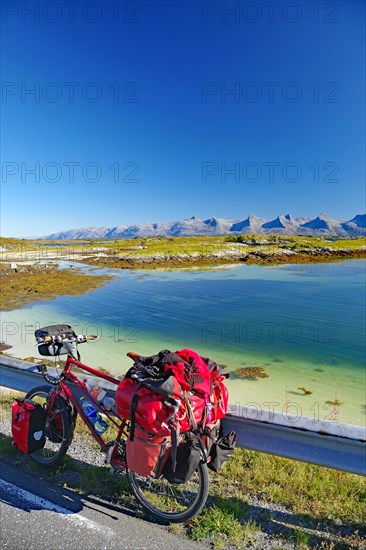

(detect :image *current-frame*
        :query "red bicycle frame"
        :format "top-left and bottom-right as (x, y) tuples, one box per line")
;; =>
(48, 354), (128, 455)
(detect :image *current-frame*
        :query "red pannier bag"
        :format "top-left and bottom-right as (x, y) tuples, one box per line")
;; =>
(176, 349), (229, 422)
(11, 398), (47, 454)
(174, 349), (213, 397)
(116, 376), (187, 435)
(205, 361), (229, 421)
(126, 427), (171, 478)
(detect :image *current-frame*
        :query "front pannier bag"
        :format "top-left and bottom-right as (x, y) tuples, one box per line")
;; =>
(35, 324), (76, 356)
(11, 398), (47, 454)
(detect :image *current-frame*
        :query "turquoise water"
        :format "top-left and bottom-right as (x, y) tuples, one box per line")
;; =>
(2, 260), (365, 425)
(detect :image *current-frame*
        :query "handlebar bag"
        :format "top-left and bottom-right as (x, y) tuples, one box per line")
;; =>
(36, 342), (74, 356)
(11, 398), (47, 454)
(35, 324), (77, 356)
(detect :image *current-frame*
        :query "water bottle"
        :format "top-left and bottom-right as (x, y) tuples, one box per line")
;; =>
(101, 394), (116, 411)
(80, 397), (108, 435)
(83, 379), (115, 412)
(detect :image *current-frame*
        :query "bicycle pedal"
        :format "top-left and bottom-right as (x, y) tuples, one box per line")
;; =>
(101, 441), (115, 453)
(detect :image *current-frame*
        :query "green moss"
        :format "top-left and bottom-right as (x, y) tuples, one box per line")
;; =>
(0, 264), (112, 311)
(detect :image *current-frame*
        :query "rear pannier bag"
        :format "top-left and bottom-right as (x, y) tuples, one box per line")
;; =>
(208, 431), (237, 473)
(11, 398), (47, 454)
(163, 433), (201, 485)
(116, 347), (235, 478)
(126, 427), (170, 478)
(35, 324), (76, 356)
(200, 420), (221, 456)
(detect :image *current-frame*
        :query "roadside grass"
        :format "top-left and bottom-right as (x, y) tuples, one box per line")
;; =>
(287, 528), (310, 549)
(0, 389), (23, 407)
(187, 497), (260, 549)
(0, 390), (131, 505)
(0, 430), (131, 504)
(0, 435), (18, 458)
(1, 389), (365, 548)
(212, 448), (366, 525)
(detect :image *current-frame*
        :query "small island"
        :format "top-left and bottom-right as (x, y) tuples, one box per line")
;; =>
(32, 234), (365, 270)
(1, 234), (365, 310)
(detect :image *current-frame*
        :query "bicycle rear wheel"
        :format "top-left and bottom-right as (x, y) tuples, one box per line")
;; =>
(25, 385), (72, 468)
(127, 461), (209, 523)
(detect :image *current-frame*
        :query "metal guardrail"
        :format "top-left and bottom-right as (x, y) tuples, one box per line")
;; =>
(0, 356), (365, 476)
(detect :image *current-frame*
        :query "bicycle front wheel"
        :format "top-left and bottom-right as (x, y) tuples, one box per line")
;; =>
(127, 461), (209, 523)
(25, 385), (72, 468)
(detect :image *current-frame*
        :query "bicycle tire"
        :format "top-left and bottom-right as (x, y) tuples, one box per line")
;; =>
(127, 461), (209, 523)
(24, 385), (72, 468)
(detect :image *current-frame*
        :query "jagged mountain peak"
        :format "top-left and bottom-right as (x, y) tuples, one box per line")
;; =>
(40, 213), (366, 239)
(204, 217), (218, 226)
(284, 213), (296, 222)
(347, 214), (366, 227)
(262, 215), (299, 230)
(319, 212), (331, 220)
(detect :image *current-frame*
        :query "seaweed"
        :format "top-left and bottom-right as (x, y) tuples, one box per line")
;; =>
(297, 387), (313, 395)
(236, 366), (269, 380)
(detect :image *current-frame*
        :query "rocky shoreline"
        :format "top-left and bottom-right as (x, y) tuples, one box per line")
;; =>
(82, 247), (366, 270)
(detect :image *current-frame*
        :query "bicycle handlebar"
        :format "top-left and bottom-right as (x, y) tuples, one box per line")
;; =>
(41, 334), (100, 344)
(36, 335), (99, 384)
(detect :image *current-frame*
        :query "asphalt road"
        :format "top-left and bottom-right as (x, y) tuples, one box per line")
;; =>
(0, 463), (203, 550)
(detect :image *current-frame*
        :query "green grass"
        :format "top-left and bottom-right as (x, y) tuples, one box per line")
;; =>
(189, 504), (259, 548)
(84, 234), (366, 264)
(77, 463), (130, 498)
(0, 435), (18, 458)
(287, 528), (310, 549)
(2, 235), (365, 273)
(212, 448), (366, 525)
(1, 389), (365, 548)
(98, 234), (366, 255)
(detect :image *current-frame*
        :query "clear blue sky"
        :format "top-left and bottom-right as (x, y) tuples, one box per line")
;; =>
(1, 0), (365, 237)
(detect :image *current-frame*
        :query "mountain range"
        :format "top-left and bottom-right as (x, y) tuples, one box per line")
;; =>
(43, 213), (366, 239)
